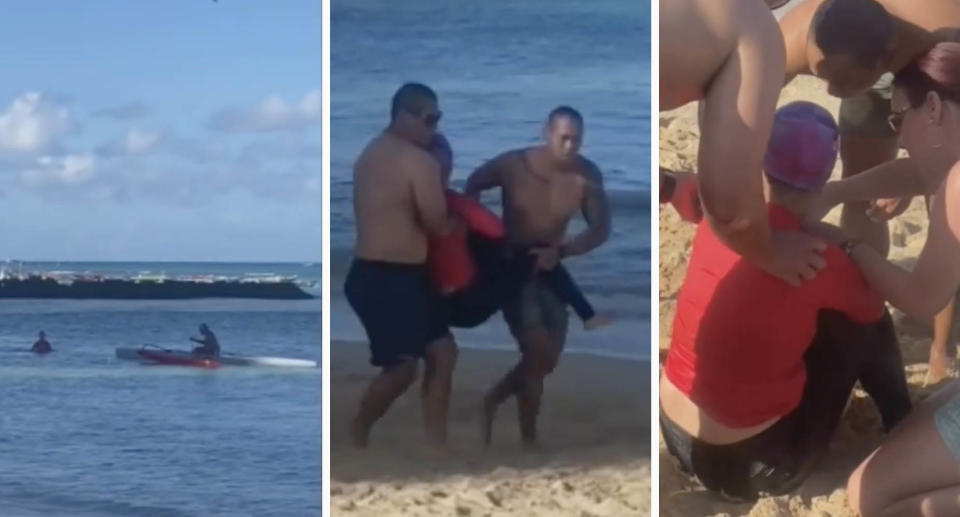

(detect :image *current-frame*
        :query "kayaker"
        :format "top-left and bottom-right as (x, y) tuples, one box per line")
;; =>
(31, 331), (52, 354)
(190, 324), (220, 357)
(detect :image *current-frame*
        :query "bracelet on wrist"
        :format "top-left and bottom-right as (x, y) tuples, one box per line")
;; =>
(840, 239), (862, 257)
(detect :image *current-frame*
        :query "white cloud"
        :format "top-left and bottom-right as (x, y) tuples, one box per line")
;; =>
(21, 153), (95, 187)
(210, 90), (321, 132)
(0, 92), (71, 153)
(98, 128), (163, 156)
(92, 102), (151, 121)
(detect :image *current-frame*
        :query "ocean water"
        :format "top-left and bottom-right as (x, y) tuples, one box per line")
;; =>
(0, 263), (321, 516)
(331, 0), (651, 359)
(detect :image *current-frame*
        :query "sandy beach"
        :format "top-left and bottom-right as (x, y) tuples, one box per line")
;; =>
(659, 76), (955, 516)
(330, 341), (651, 516)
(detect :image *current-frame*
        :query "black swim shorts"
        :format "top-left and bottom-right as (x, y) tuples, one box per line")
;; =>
(344, 259), (450, 367)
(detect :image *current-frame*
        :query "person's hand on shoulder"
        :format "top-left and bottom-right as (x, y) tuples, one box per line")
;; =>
(761, 231), (828, 286)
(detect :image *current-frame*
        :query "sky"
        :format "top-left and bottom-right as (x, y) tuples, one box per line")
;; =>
(0, 1), (320, 262)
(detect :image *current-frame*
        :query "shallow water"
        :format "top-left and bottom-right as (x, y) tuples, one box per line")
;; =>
(331, 0), (651, 359)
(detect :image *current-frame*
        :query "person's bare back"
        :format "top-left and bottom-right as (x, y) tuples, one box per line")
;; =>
(353, 132), (446, 264)
(781, 0), (960, 91)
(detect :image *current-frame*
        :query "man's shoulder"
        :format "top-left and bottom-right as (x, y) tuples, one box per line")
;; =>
(575, 156), (603, 183)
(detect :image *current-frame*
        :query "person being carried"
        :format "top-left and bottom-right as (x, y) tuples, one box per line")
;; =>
(426, 132), (613, 331)
(344, 82), (460, 449)
(190, 323), (220, 357)
(466, 106), (612, 446)
(660, 101), (911, 501)
(31, 331), (52, 354)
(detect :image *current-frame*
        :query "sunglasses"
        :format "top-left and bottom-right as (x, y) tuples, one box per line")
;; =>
(887, 106), (909, 133)
(419, 110), (442, 128)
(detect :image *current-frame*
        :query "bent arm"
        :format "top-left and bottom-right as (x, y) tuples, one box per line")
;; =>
(698, 15), (784, 265)
(562, 164), (611, 257)
(824, 158), (936, 206)
(848, 174), (960, 319)
(465, 154), (506, 198)
(411, 156), (454, 237)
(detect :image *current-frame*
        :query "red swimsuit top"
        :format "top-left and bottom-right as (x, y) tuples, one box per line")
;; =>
(663, 204), (885, 427)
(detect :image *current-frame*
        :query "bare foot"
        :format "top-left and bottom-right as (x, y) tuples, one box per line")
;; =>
(422, 441), (449, 459)
(584, 314), (614, 331)
(349, 418), (370, 449)
(521, 437), (543, 452)
(925, 346), (953, 387)
(480, 396), (496, 446)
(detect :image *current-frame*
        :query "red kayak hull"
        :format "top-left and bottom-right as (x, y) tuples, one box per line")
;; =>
(137, 349), (220, 368)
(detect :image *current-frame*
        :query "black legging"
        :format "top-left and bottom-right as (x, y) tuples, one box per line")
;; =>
(661, 309), (912, 501)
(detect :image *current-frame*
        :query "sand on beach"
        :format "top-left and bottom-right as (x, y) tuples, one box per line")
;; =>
(659, 76), (956, 516)
(329, 341), (651, 516)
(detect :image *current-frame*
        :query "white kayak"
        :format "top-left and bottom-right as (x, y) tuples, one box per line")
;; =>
(115, 346), (318, 368)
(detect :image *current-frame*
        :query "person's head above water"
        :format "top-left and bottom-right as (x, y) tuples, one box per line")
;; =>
(199, 323), (209, 334)
(543, 106), (584, 163)
(427, 132), (453, 185)
(38, 331), (45, 339)
(389, 82), (441, 147)
(808, 0), (895, 97)
(764, 101), (839, 215)
(892, 42), (960, 188)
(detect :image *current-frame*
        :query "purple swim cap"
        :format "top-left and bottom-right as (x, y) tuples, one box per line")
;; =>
(427, 132), (453, 177)
(763, 101), (839, 192)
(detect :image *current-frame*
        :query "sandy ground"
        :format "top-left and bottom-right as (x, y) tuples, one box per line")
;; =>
(658, 76), (957, 516)
(330, 341), (651, 516)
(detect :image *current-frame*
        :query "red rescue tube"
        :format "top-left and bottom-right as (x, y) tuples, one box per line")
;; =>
(138, 349), (220, 369)
(427, 191), (504, 294)
(446, 191), (503, 238)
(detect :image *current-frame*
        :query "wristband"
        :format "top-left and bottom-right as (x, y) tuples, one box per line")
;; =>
(840, 239), (861, 257)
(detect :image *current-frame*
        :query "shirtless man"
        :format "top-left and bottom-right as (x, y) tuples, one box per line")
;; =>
(661, 0), (826, 286)
(344, 82), (459, 448)
(780, 0), (960, 381)
(780, 0), (960, 255)
(466, 106), (611, 446)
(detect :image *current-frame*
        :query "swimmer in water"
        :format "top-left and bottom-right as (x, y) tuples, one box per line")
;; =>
(31, 331), (52, 354)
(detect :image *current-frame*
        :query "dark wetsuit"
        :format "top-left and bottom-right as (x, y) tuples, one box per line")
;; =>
(444, 233), (595, 329)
